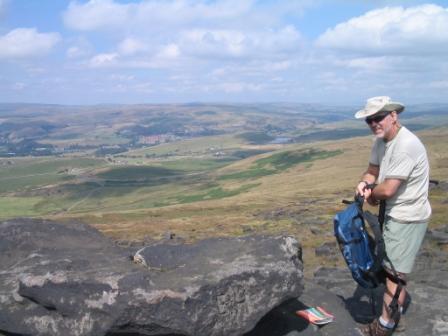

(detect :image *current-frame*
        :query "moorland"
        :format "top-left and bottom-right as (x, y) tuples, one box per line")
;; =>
(1, 102), (447, 275)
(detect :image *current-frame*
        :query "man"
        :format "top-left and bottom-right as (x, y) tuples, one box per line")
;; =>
(355, 96), (431, 336)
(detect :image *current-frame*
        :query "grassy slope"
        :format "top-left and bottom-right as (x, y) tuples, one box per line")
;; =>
(1, 127), (447, 276)
(79, 127), (448, 276)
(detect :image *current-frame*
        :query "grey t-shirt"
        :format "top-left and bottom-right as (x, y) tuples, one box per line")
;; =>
(370, 126), (431, 222)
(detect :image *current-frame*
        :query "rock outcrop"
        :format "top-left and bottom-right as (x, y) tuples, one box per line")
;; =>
(242, 233), (448, 336)
(0, 218), (304, 336)
(313, 241), (448, 336)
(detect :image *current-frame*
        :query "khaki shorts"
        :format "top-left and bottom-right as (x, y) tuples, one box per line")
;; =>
(382, 217), (428, 274)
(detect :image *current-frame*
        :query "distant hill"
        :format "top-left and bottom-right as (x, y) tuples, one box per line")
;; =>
(0, 102), (446, 157)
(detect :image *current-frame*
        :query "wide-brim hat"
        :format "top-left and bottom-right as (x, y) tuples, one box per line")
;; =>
(355, 96), (405, 119)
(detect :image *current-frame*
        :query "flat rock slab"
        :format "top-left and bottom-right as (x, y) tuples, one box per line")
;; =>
(313, 240), (448, 336)
(0, 218), (304, 336)
(245, 281), (363, 336)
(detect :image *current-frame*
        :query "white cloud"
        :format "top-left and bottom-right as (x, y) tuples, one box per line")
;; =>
(12, 82), (26, 90)
(310, 3), (448, 99)
(118, 37), (147, 56)
(133, 0), (255, 25)
(345, 57), (389, 71)
(62, 0), (305, 75)
(63, 0), (131, 31)
(316, 4), (448, 55)
(267, 61), (292, 71)
(180, 29), (245, 58)
(210, 67), (227, 77)
(180, 25), (302, 59)
(133, 82), (153, 93)
(0, 28), (60, 59)
(63, 0), (315, 33)
(109, 74), (134, 81)
(87, 47), (180, 69)
(89, 52), (119, 67)
(156, 44), (180, 59)
(63, 0), (256, 31)
(65, 37), (94, 59)
(429, 80), (448, 89)
(61, 0), (306, 77)
(24, 65), (46, 75)
(218, 81), (262, 93)
(67, 46), (86, 59)
(63, 0), (304, 56)
(207, 60), (294, 83)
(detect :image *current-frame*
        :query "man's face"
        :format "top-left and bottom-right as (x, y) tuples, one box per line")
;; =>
(365, 111), (394, 139)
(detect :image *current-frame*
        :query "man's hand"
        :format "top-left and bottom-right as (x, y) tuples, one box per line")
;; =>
(357, 165), (379, 198)
(357, 181), (379, 205)
(356, 181), (371, 198)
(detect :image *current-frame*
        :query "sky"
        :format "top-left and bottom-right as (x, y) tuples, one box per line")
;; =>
(1, 0), (448, 105)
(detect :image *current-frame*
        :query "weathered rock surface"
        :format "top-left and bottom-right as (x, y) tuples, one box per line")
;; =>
(313, 240), (448, 336)
(245, 281), (363, 336)
(0, 218), (304, 336)
(427, 224), (448, 245)
(314, 242), (337, 257)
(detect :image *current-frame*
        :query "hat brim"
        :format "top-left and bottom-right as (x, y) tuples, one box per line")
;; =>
(355, 102), (405, 119)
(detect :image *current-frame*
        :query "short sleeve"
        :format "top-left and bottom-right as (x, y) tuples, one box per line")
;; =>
(385, 152), (415, 180)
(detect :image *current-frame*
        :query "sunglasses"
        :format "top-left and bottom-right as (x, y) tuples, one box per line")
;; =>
(365, 112), (390, 125)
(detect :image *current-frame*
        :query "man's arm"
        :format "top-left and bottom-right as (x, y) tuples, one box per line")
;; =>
(370, 178), (402, 202)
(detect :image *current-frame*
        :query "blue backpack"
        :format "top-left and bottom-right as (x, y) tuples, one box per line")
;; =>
(333, 185), (431, 320)
(333, 195), (385, 289)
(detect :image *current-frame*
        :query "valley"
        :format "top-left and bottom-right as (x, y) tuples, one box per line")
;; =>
(1, 103), (447, 275)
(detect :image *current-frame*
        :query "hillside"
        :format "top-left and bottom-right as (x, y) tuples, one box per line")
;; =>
(1, 102), (446, 156)
(1, 102), (447, 276)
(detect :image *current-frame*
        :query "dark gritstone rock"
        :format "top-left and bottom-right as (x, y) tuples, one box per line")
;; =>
(314, 242), (337, 257)
(313, 239), (448, 336)
(0, 218), (304, 336)
(427, 225), (448, 245)
(245, 281), (363, 336)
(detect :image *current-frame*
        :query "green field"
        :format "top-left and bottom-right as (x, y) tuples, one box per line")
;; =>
(1, 123), (447, 276)
(0, 197), (60, 217)
(0, 157), (105, 193)
(0, 144), (344, 217)
(126, 133), (246, 157)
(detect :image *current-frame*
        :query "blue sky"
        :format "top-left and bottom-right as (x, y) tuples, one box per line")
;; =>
(1, 0), (448, 105)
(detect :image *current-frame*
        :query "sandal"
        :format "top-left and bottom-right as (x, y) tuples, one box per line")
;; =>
(360, 319), (394, 336)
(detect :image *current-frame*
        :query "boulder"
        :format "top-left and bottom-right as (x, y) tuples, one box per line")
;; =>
(0, 218), (304, 336)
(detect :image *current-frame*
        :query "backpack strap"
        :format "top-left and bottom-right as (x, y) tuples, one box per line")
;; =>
(378, 200), (386, 231)
(377, 199), (404, 319)
(429, 179), (439, 186)
(362, 196), (403, 320)
(384, 261), (405, 322)
(362, 210), (386, 275)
